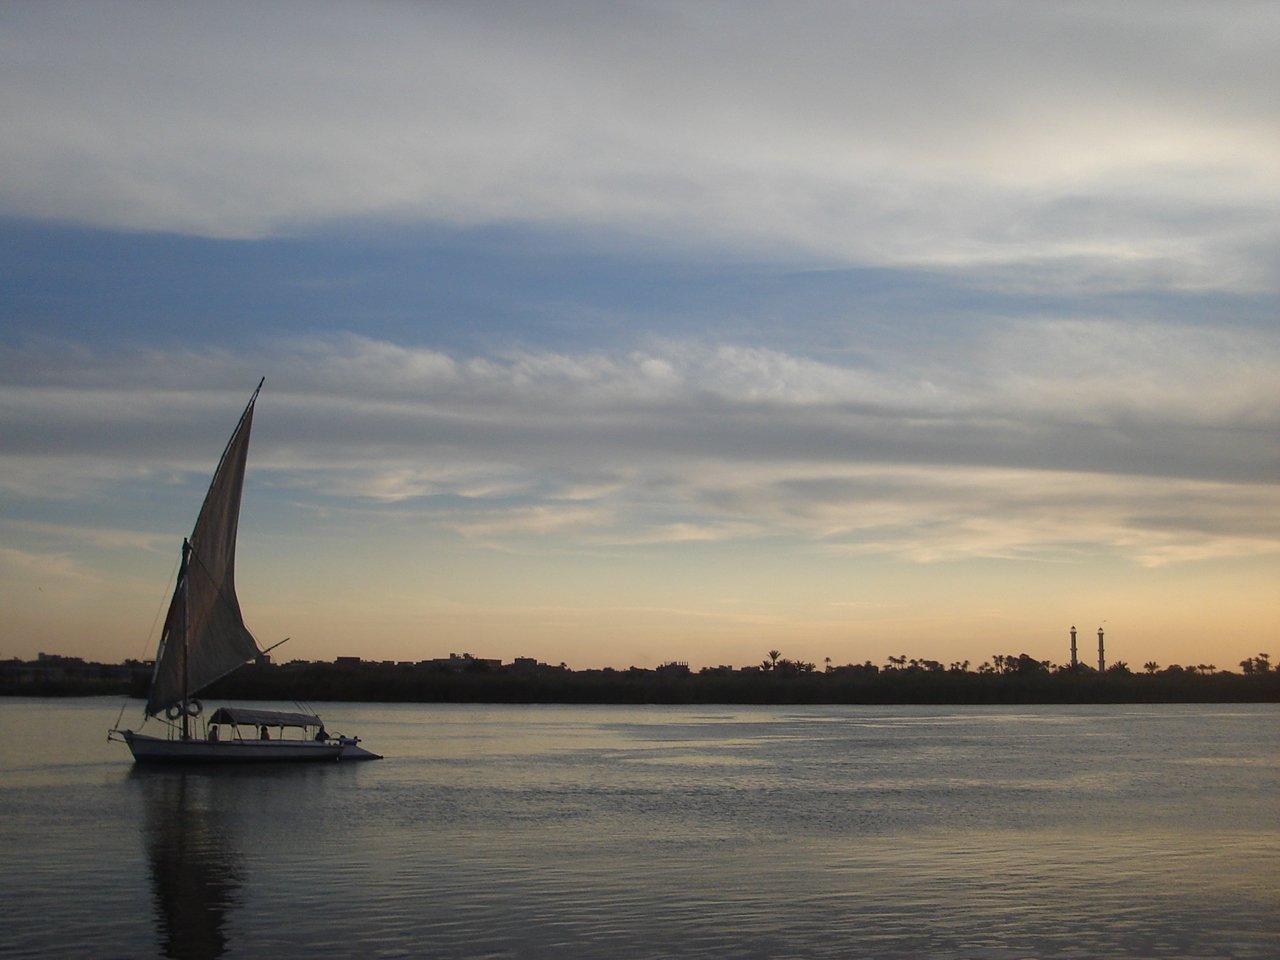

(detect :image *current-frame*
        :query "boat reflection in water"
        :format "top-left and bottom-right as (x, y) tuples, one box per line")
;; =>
(137, 770), (243, 960)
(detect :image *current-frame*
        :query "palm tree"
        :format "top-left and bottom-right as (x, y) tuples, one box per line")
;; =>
(767, 650), (781, 671)
(1143, 661), (1159, 674)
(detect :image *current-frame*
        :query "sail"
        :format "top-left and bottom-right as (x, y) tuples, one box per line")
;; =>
(147, 384), (264, 716)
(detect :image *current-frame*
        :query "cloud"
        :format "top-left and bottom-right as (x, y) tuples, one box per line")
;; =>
(2, 2), (1276, 291)
(759, 466), (1280, 566)
(0, 545), (98, 587)
(1, 329), (1275, 567)
(6, 519), (167, 553)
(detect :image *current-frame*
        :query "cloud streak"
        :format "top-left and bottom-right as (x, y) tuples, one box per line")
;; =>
(2, 331), (1275, 569)
(3, 2), (1277, 291)
(6, 322), (1275, 476)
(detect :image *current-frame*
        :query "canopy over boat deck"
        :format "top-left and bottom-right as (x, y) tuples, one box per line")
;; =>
(207, 707), (323, 729)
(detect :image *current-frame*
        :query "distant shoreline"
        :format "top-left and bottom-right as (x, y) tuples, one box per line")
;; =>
(6, 659), (1277, 705)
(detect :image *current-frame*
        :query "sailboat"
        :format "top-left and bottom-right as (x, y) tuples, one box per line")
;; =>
(109, 380), (380, 762)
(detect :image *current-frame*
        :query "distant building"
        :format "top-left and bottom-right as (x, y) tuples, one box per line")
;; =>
(1, 654), (145, 684)
(38, 652), (86, 666)
(424, 652), (502, 671)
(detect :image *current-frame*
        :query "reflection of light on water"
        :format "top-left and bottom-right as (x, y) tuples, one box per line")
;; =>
(4, 701), (1276, 959)
(136, 771), (243, 960)
(621, 753), (770, 768)
(1177, 755), (1280, 768)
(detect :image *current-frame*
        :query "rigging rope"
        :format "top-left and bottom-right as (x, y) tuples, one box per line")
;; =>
(111, 548), (182, 732)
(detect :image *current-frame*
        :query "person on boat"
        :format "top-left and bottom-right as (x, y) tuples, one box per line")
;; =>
(207, 725), (219, 742)
(260, 725), (269, 740)
(315, 726), (328, 741)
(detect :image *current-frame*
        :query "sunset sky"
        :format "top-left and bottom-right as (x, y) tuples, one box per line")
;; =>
(2, 2), (1276, 672)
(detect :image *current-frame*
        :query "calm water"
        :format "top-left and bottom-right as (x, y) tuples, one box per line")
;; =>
(0, 699), (1276, 959)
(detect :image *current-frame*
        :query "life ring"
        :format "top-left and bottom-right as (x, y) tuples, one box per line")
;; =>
(165, 704), (183, 721)
(185, 699), (203, 718)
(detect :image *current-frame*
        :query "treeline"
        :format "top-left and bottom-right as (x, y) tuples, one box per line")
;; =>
(8, 653), (1279, 704)
(190, 658), (1280, 705)
(0, 675), (138, 697)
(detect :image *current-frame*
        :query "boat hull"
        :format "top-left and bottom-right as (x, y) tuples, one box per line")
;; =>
(337, 741), (383, 761)
(122, 730), (344, 764)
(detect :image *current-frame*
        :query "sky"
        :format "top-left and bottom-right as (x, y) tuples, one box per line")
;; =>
(2, 1), (1277, 672)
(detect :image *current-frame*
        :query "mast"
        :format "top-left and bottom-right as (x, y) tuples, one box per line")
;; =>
(181, 538), (191, 740)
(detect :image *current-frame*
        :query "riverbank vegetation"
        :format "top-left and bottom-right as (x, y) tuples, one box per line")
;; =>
(5, 651), (1277, 704)
(194, 651), (1280, 704)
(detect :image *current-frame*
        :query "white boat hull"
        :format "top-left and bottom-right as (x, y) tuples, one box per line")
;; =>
(123, 730), (344, 763)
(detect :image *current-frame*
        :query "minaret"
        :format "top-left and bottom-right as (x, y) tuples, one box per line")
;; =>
(1070, 626), (1078, 668)
(1097, 626), (1105, 673)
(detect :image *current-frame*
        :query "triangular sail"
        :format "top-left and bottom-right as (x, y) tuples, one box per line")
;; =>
(147, 383), (265, 717)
